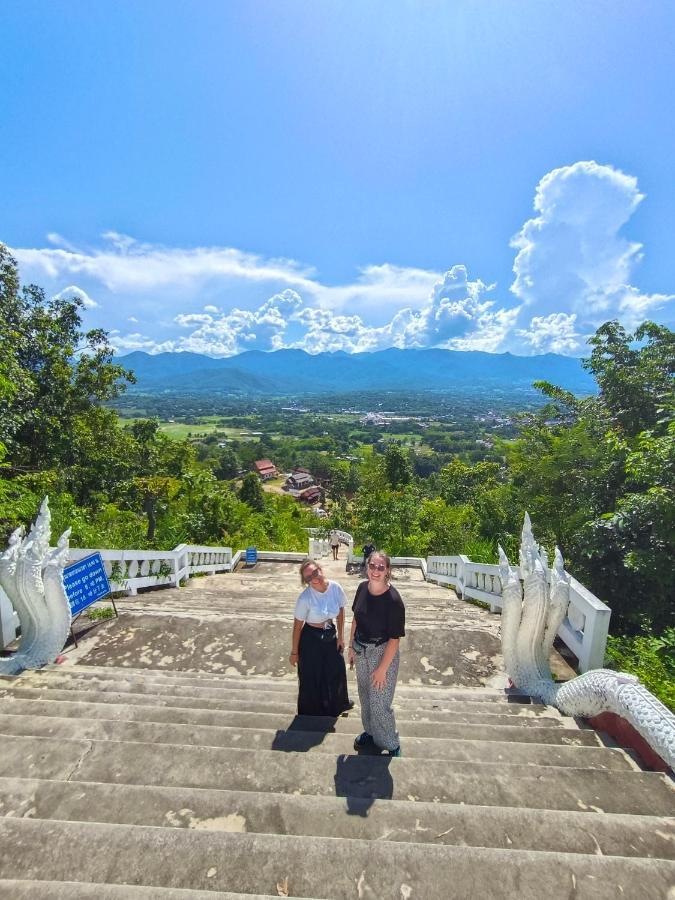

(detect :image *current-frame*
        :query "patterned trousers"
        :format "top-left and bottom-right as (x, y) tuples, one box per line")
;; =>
(353, 641), (400, 751)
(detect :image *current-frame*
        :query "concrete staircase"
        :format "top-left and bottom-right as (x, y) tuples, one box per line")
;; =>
(0, 562), (673, 898)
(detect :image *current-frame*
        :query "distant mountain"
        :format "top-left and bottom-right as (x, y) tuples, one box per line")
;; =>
(118, 348), (596, 396)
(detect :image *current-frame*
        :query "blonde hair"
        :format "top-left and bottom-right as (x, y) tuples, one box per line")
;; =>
(298, 557), (320, 586)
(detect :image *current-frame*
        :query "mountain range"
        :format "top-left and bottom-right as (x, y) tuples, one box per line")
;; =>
(118, 348), (596, 396)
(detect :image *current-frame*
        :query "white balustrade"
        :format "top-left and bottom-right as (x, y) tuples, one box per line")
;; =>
(427, 554), (610, 672)
(66, 543), (233, 597)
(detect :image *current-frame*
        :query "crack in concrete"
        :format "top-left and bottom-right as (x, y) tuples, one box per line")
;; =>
(64, 740), (95, 782)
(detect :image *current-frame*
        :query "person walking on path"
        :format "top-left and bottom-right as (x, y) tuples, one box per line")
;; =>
(361, 539), (375, 572)
(289, 559), (351, 716)
(330, 529), (340, 560)
(348, 550), (405, 756)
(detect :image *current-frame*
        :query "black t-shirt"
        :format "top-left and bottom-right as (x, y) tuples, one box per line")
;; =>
(352, 581), (405, 642)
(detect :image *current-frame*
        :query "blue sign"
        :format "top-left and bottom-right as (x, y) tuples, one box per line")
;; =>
(63, 553), (112, 616)
(245, 546), (258, 564)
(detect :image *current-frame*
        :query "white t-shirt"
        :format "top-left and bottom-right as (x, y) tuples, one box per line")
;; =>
(294, 580), (347, 624)
(330, 531), (340, 546)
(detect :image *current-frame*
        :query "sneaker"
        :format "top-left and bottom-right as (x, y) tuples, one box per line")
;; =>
(353, 732), (374, 750)
(382, 746), (401, 757)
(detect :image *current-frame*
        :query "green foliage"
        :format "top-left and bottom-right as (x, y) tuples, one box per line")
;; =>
(605, 630), (675, 712)
(238, 472), (265, 512)
(0, 243), (134, 469)
(384, 443), (412, 488)
(509, 321), (674, 634)
(87, 606), (116, 621)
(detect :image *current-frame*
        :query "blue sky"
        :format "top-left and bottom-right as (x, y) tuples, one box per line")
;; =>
(1, 0), (673, 356)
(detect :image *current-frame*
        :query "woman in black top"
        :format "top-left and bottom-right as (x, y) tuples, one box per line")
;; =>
(347, 550), (405, 756)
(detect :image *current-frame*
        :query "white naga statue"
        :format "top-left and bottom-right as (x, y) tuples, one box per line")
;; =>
(0, 498), (72, 675)
(499, 514), (674, 770)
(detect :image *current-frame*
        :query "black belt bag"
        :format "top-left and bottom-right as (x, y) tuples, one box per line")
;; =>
(354, 631), (387, 648)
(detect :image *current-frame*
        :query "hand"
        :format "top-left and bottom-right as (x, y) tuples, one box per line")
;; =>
(348, 647), (355, 669)
(289, 651), (299, 667)
(336, 637), (345, 654)
(371, 666), (387, 691)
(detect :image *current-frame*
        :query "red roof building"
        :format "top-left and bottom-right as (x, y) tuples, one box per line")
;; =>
(254, 459), (278, 480)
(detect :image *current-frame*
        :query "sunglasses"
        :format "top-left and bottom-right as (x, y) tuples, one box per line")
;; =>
(368, 563), (387, 572)
(303, 568), (322, 583)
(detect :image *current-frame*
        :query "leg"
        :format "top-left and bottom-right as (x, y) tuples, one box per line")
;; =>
(354, 651), (373, 736)
(367, 646), (400, 752)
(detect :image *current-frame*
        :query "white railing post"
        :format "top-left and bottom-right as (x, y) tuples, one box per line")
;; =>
(577, 604), (611, 672)
(457, 554), (470, 599)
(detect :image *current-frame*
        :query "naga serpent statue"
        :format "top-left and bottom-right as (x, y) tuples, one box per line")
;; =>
(0, 498), (72, 675)
(499, 513), (674, 770)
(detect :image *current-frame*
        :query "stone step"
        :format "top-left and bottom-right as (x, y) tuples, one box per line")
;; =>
(20, 665), (526, 701)
(0, 712), (632, 769)
(10, 675), (561, 716)
(0, 696), (599, 744)
(0, 881), (292, 900)
(1, 734), (672, 814)
(0, 683), (570, 723)
(2, 777), (673, 859)
(1, 818), (673, 899)
(6, 775), (675, 858)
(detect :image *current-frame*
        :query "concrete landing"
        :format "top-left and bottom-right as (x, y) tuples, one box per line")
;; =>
(64, 558), (573, 684)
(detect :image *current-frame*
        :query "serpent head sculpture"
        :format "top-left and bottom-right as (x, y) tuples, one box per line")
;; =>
(0, 498), (72, 675)
(499, 513), (674, 770)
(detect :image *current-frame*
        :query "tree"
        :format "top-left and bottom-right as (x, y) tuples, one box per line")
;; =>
(0, 243), (134, 469)
(583, 320), (674, 436)
(213, 447), (241, 481)
(239, 472), (265, 512)
(508, 321), (674, 633)
(384, 443), (412, 488)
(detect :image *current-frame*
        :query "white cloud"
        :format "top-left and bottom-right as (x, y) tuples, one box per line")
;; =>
(12, 165), (674, 359)
(515, 313), (584, 355)
(510, 160), (673, 350)
(14, 232), (316, 294)
(52, 284), (98, 308)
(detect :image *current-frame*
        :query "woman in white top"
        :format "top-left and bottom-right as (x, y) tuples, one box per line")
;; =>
(289, 558), (352, 716)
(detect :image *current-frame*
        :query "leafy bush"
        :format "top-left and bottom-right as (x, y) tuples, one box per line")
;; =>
(605, 629), (675, 712)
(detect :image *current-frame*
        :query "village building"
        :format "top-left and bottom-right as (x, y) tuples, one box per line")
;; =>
(298, 485), (321, 504)
(254, 459), (278, 480)
(285, 472), (314, 490)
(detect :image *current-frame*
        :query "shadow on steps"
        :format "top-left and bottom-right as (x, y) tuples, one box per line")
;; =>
(270, 714), (395, 816)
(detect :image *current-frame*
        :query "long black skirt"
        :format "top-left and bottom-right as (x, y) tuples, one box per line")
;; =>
(297, 623), (351, 716)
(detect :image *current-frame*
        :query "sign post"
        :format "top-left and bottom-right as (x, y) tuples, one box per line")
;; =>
(62, 553), (116, 647)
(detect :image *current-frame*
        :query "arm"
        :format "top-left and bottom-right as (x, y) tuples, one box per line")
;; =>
(371, 638), (400, 690)
(347, 616), (357, 668)
(289, 618), (304, 667)
(336, 607), (345, 652)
